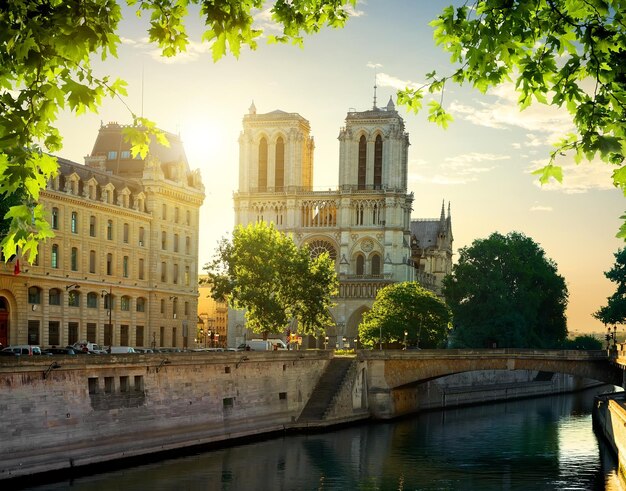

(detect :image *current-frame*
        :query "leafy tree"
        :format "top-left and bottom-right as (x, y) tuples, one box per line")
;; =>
(561, 335), (603, 350)
(398, 1), (626, 237)
(594, 248), (626, 326)
(358, 282), (451, 349)
(203, 221), (338, 336)
(1, 0), (355, 261)
(443, 232), (568, 348)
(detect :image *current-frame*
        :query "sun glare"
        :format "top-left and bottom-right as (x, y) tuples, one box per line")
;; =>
(179, 119), (224, 170)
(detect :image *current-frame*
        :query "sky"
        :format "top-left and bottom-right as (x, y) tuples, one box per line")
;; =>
(53, 0), (625, 335)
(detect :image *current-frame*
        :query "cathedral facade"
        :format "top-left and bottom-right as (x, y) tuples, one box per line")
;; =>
(229, 99), (452, 348)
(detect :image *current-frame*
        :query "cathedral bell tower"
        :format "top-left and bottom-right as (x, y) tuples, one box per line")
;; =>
(338, 96), (409, 192)
(237, 103), (315, 194)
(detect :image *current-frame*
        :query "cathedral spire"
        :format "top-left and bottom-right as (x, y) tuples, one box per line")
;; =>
(439, 200), (446, 223)
(249, 100), (256, 115)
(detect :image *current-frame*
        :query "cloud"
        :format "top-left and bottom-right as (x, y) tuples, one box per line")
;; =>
(527, 157), (616, 194)
(120, 36), (211, 64)
(409, 152), (509, 185)
(449, 82), (574, 144)
(530, 204), (553, 212)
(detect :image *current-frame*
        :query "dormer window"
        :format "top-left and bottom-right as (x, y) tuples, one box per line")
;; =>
(107, 151), (117, 160)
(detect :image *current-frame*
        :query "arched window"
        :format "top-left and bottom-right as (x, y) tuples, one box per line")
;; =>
(258, 137), (268, 191)
(121, 295), (130, 311)
(49, 288), (61, 306)
(374, 134), (383, 189)
(137, 297), (146, 312)
(87, 292), (98, 308)
(356, 254), (365, 276)
(51, 244), (59, 268)
(28, 286), (41, 304)
(68, 290), (80, 307)
(358, 135), (367, 190)
(371, 253), (381, 276)
(275, 137), (284, 190)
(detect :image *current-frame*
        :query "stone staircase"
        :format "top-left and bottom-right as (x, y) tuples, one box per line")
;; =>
(297, 357), (354, 423)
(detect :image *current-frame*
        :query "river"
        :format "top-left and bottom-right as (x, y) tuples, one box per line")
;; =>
(26, 385), (624, 491)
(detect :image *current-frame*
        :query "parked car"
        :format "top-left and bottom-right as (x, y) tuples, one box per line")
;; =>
(109, 346), (137, 354)
(43, 347), (78, 355)
(245, 339), (288, 351)
(71, 341), (107, 354)
(133, 347), (154, 354)
(2, 345), (43, 355)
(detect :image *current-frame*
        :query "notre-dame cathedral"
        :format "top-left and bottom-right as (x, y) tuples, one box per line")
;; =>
(229, 97), (453, 348)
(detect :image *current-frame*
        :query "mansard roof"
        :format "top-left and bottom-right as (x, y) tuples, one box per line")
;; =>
(55, 156), (143, 193)
(89, 122), (189, 178)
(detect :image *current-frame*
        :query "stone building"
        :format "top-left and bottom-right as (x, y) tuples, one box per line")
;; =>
(197, 275), (228, 348)
(0, 122), (205, 349)
(229, 99), (453, 348)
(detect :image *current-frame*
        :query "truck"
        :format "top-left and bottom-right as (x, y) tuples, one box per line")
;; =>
(245, 339), (288, 351)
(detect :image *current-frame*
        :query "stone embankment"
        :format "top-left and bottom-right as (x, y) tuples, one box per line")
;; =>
(0, 350), (605, 482)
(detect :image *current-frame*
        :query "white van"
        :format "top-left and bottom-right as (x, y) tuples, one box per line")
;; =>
(246, 339), (288, 351)
(1, 345), (42, 355)
(109, 346), (137, 354)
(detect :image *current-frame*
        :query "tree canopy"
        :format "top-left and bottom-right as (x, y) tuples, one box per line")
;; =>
(443, 232), (568, 348)
(358, 282), (451, 349)
(398, 0), (626, 237)
(594, 248), (626, 325)
(202, 221), (338, 336)
(1, 0), (355, 262)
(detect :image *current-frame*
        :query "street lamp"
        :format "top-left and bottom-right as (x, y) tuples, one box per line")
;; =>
(403, 330), (408, 350)
(324, 336), (329, 350)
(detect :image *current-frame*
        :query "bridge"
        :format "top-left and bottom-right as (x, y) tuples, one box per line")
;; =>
(355, 349), (625, 418)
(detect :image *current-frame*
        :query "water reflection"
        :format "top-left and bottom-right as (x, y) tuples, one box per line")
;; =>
(29, 386), (622, 491)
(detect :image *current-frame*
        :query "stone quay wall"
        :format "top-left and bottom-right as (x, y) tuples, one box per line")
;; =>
(0, 351), (331, 480)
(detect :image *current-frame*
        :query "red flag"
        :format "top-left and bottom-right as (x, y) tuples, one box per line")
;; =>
(13, 259), (20, 276)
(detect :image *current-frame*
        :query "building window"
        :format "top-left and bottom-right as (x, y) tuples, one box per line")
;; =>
(71, 247), (78, 271)
(136, 326), (144, 347)
(89, 215), (96, 237)
(160, 299), (165, 314)
(106, 253), (113, 275)
(371, 253), (381, 276)
(173, 264), (179, 284)
(51, 207), (59, 229)
(161, 262), (167, 282)
(107, 150), (117, 160)
(71, 211), (78, 233)
(48, 321), (60, 346)
(51, 244), (59, 268)
(121, 296), (130, 311)
(138, 258), (144, 280)
(68, 322), (79, 345)
(175, 207), (179, 223)
(49, 288), (61, 306)
(374, 134), (383, 189)
(28, 320), (40, 345)
(184, 266), (190, 286)
(161, 231), (167, 250)
(87, 323), (97, 343)
(258, 137), (268, 191)
(186, 210), (190, 225)
(172, 298), (178, 317)
(275, 136), (284, 190)
(185, 236), (190, 255)
(356, 254), (365, 276)
(123, 255), (129, 278)
(120, 325), (129, 345)
(89, 250), (96, 273)
(162, 204), (167, 220)
(121, 150), (131, 159)
(107, 220), (113, 240)
(68, 290), (80, 307)
(103, 293), (113, 310)
(159, 326), (165, 347)
(139, 227), (145, 246)
(136, 297), (146, 312)
(123, 223), (129, 243)
(358, 135), (367, 190)
(174, 234), (179, 252)
(87, 292), (98, 308)
(104, 324), (112, 346)
(184, 301), (189, 316)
